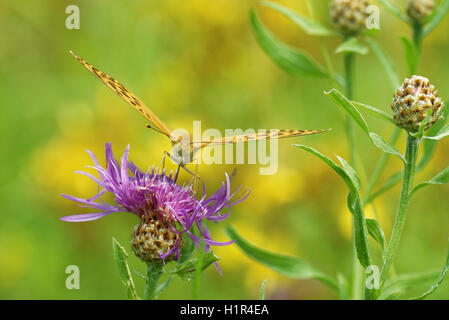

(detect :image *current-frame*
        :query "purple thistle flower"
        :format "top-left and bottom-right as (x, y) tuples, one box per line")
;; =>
(61, 143), (250, 272)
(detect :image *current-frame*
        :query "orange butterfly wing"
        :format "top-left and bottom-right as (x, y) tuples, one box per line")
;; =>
(191, 129), (330, 151)
(70, 51), (176, 142)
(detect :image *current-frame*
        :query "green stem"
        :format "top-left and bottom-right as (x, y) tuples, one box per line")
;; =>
(144, 262), (163, 300)
(412, 23), (423, 73)
(344, 52), (357, 166)
(193, 243), (205, 300)
(363, 22), (424, 205)
(380, 134), (420, 286)
(343, 49), (365, 300)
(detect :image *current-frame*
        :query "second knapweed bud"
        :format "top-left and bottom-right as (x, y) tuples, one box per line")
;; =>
(407, 0), (435, 24)
(330, 0), (370, 36)
(392, 75), (443, 133)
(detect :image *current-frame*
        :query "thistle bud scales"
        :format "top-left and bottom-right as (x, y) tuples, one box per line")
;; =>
(392, 75), (443, 132)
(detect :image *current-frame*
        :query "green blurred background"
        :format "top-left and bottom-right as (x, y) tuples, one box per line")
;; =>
(0, 0), (448, 299)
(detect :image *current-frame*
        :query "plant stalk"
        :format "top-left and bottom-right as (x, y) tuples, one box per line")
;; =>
(144, 262), (163, 300)
(343, 49), (365, 300)
(380, 134), (420, 286)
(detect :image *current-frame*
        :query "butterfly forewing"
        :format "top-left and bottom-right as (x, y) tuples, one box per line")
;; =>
(192, 129), (329, 151)
(70, 51), (175, 141)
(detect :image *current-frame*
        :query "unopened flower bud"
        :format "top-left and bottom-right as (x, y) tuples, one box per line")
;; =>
(131, 214), (180, 263)
(392, 75), (443, 132)
(330, 0), (370, 36)
(407, 0), (435, 24)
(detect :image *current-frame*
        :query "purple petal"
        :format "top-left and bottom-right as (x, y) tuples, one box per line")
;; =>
(60, 211), (116, 222)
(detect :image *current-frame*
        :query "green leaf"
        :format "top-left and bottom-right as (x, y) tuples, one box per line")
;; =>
(366, 218), (385, 250)
(112, 237), (139, 300)
(377, 0), (410, 22)
(381, 268), (440, 300)
(259, 280), (268, 300)
(225, 225), (339, 291)
(423, 0), (449, 36)
(250, 9), (327, 78)
(412, 166), (449, 195)
(347, 192), (372, 268)
(336, 37), (369, 55)
(424, 123), (449, 140)
(369, 132), (406, 163)
(351, 101), (395, 124)
(325, 89), (370, 135)
(399, 36), (418, 75)
(410, 243), (449, 300)
(365, 38), (401, 91)
(294, 145), (358, 195)
(418, 103), (449, 170)
(164, 252), (219, 281)
(178, 233), (195, 264)
(261, 1), (335, 36)
(337, 156), (361, 192)
(295, 145), (371, 268)
(154, 276), (173, 299)
(133, 269), (147, 280)
(337, 274), (349, 300)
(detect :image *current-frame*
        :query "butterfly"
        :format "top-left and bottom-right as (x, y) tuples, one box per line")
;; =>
(70, 51), (329, 177)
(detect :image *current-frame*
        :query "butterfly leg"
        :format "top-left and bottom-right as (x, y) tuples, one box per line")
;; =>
(157, 151), (170, 174)
(191, 161), (200, 194)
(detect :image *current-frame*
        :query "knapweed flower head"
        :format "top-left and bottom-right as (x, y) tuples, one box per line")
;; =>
(407, 0), (435, 24)
(392, 75), (443, 133)
(61, 143), (250, 270)
(330, 0), (370, 36)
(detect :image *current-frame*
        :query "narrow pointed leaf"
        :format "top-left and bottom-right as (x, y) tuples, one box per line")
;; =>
(250, 9), (327, 78)
(418, 103), (449, 169)
(399, 36), (418, 75)
(259, 280), (268, 300)
(377, 0), (410, 22)
(112, 237), (139, 300)
(424, 123), (449, 140)
(365, 38), (400, 91)
(347, 192), (372, 268)
(294, 145), (357, 195)
(336, 37), (369, 55)
(225, 225), (339, 292)
(369, 132), (406, 163)
(351, 101), (395, 124)
(410, 244), (449, 300)
(164, 252), (219, 281)
(337, 274), (349, 300)
(337, 156), (361, 192)
(325, 89), (370, 134)
(178, 233), (195, 264)
(154, 276), (173, 299)
(423, 0), (449, 36)
(381, 268), (440, 300)
(295, 145), (371, 268)
(366, 218), (385, 250)
(412, 166), (449, 195)
(261, 1), (335, 36)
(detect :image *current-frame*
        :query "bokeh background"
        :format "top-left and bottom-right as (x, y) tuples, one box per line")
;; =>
(1, 0), (448, 299)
